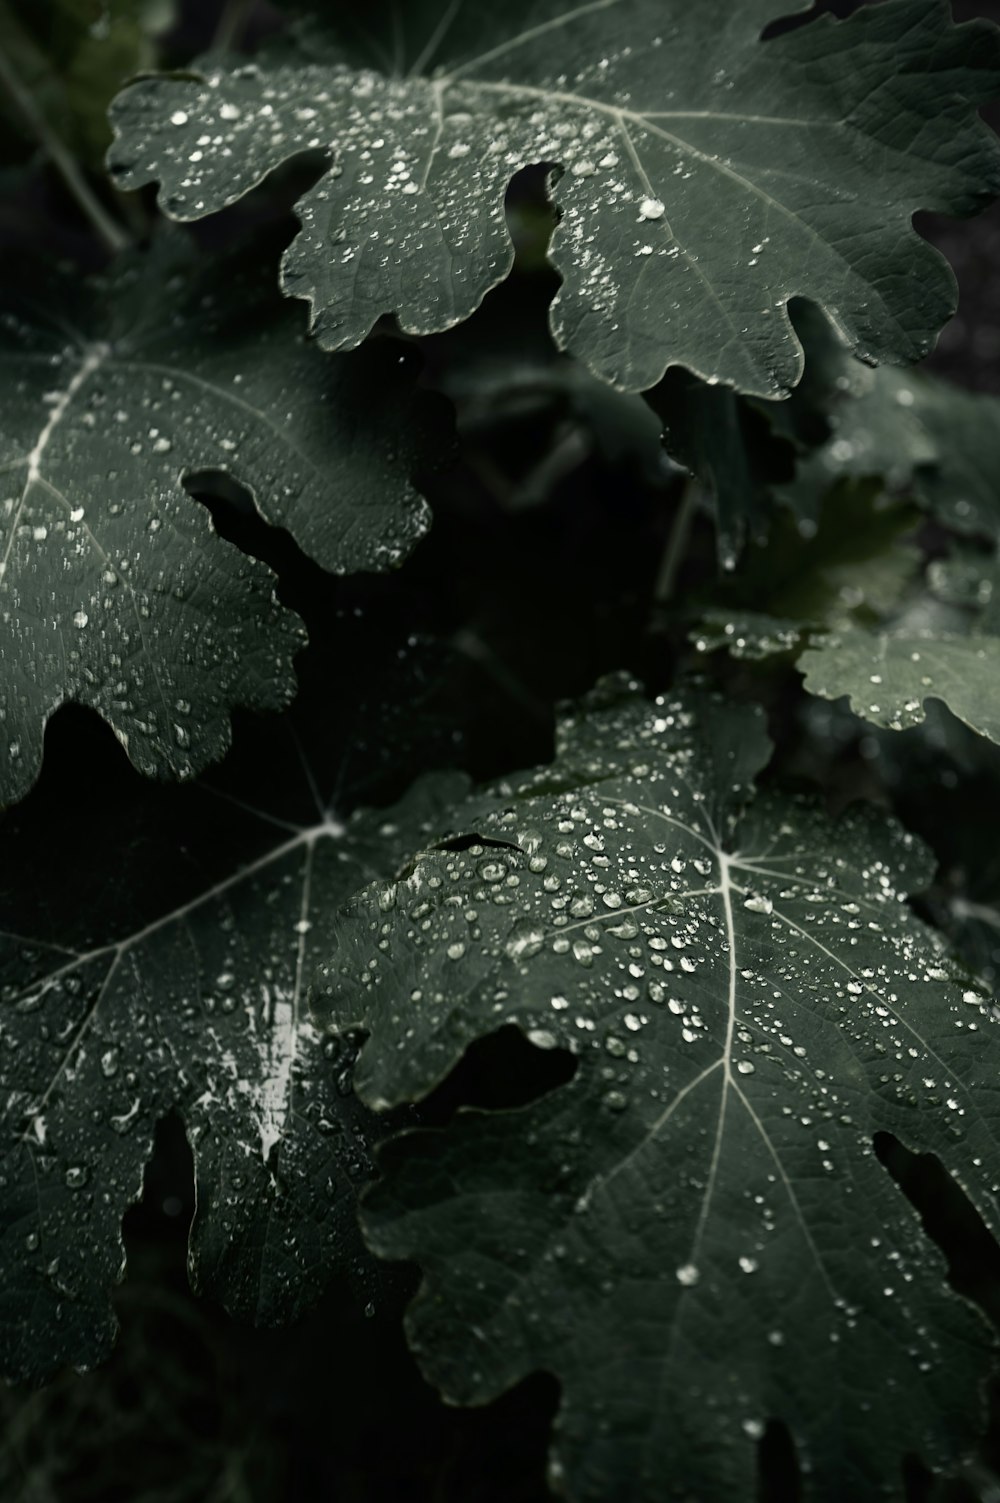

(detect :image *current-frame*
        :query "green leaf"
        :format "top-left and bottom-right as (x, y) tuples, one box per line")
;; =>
(650, 372), (775, 566)
(692, 607), (812, 660)
(317, 682), (998, 1501)
(690, 482), (923, 662)
(107, 0), (1000, 395)
(800, 630), (1000, 747)
(794, 528), (1000, 748)
(0, 705), (466, 1383)
(773, 304), (1000, 539)
(0, 234), (436, 805)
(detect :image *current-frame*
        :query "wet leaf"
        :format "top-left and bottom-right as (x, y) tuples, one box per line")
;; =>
(107, 0), (1000, 394)
(800, 630), (1000, 747)
(691, 608), (811, 661)
(0, 704), (465, 1383)
(0, 233), (435, 805)
(317, 680), (999, 1501)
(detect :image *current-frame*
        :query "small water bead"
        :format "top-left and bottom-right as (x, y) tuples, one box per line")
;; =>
(638, 197), (665, 220)
(675, 1262), (699, 1286)
(73, 610), (88, 629)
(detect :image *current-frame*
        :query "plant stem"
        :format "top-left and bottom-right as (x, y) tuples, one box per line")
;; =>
(212, 0), (255, 53)
(654, 478), (702, 605)
(0, 47), (131, 255)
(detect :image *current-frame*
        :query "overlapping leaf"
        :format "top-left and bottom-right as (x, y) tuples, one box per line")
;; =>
(774, 305), (1000, 538)
(317, 682), (999, 1501)
(0, 663), (466, 1383)
(770, 318), (1000, 748)
(690, 481), (922, 662)
(107, 0), (1000, 395)
(0, 233), (436, 805)
(800, 629), (1000, 748)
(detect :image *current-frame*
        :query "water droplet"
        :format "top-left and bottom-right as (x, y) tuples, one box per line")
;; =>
(506, 920), (545, 960)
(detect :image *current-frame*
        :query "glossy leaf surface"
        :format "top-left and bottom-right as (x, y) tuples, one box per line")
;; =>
(0, 235), (434, 804)
(800, 630), (1000, 747)
(319, 683), (999, 1501)
(0, 706), (463, 1383)
(107, 0), (1000, 394)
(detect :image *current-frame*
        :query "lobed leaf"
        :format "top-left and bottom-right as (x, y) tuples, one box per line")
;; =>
(0, 234), (436, 805)
(800, 630), (1000, 748)
(318, 681), (1000, 1501)
(0, 725), (465, 1383)
(107, 0), (1000, 395)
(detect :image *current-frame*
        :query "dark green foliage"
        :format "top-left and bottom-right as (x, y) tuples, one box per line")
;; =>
(3, 3), (1000, 1500)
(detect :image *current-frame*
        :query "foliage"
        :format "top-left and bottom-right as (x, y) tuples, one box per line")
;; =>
(3, 2), (1000, 1500)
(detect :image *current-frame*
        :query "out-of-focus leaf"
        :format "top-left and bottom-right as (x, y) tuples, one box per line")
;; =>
(690, 482), (922, 661)
(774, 304), (1000, 540)
(0, 0), (165, 167)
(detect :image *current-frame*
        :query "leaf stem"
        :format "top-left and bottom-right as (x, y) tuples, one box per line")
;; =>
(655, 477), (702, 604)
(212, 0), (255, 53)
(0, 46), (130, 256)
